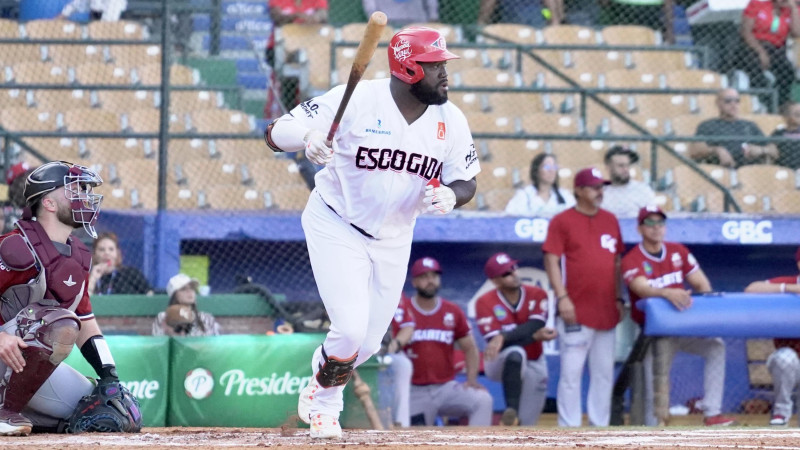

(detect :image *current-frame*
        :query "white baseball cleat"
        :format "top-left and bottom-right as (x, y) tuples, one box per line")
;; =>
(0, 409), (32, 436)
(309, 413), (342, 439)
(297, 381), (320, 425)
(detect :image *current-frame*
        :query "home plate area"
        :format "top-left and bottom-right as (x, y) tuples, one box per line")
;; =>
(2, 427), (800, 449)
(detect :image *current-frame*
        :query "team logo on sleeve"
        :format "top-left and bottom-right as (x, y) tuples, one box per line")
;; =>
(394, 308), (404, 323)
(443, 312), (455, 328)
(299, 100), (320, 118)
(437, 122), (446, 140)
(671, 252), (683, 268)
(493, 305), (507, 321)
(643, 262), (653, 276)
(465, 144), (477, 169)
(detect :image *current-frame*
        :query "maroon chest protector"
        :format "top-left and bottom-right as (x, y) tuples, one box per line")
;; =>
(16, 220), (91, 310)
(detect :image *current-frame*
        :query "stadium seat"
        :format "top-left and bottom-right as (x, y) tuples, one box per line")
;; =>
(568, 50), (627, 73)
(333, 45), (391, 84)
(453, 67), (519, 88)
(603, 69), (662, 89)
(110, 159), (158, 189)
(74, 63), (131, 85)
(268, 184), (313, 211)
(735, 190), (768, 213)
(63, 109), (121, 133)
(169, 91), (222, 114)
(478, 161), (523, 190)
(83, 138), (151, 163)
(671, 164), (728, 212)
(0, 44), (42, 65)
(87, 20), (146, 40)
(107, 44), (162, 70)
(741, 114), (784, 135)
(481, 187), (516, 212)
(550, 140), (606, 168)
(98, 185), (133, 209)
(489, 92), (552, 116)
(0, 108), (58, 131)
(215, 139), (272, 163)
(190, 109), (253, 134)
(0, 89), (28, 108)
(633, 95), (692, 127)
(168, 139), (210, 165)
(667, 114), (705, 136)
(0, 18), (19, 38)
(32, 89), (92, 112)
(126, 109), (184, 133)
(205, 185), (268, 210)
(601, 25), (658, 46)
(449, 92), (490, 113)
(165, 185), (199, 210)
(181, 160), (244, 188)
(736, 164), (796, 195)
(96, 90), (155, 114)
(137, 63), (198, 86)
(542, 25), (597, 45)
(481, 23), (538, 45)
(447, 47), (492, 72)
(10, 62), (68, 84)
(631, 51), (690, 73)
(21, 137), (80, 161)
(338, 22), (394, 43)
(521, 113), (581, 135)
(464, 111), (519, 134)
(770, 190), (800, 213)
(24, 19), (82, 40)
(46, 44), (104, 66)
(248, 158), (303, 190)
(275, 23), (335, 90)
(666, 69), (725, 89)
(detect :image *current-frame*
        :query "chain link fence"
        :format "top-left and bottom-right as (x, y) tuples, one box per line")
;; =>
(0, 0), (797, 422)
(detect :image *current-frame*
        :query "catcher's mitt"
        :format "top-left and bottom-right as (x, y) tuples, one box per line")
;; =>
(67, 380), (142, 433)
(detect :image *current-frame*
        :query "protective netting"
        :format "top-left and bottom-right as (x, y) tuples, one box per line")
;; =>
(0, 0), (797, 422)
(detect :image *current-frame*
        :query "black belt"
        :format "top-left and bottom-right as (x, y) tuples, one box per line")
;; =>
(323, 201), (375, 239)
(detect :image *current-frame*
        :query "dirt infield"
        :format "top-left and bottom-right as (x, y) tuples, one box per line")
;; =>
(2, 426), (800, 449)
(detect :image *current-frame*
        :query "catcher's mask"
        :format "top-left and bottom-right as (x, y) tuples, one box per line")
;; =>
(388, 27), (459, 84)
(24, 161), (103, 238)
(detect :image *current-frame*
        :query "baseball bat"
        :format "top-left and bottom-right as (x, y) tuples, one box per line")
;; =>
(325, 11), (388, 145)
(351, 369), (384, 430)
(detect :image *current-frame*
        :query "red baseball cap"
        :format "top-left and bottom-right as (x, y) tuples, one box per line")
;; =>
(574, 167), (611, 188)
(637, 205), (667, 224)
(484, 252), (519, 279)
(6, 162), (29, 185)
(410, 257), (442, 277)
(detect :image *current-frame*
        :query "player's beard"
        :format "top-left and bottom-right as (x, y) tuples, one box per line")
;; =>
(611, 172), (630, 185)
(416, 284), (439, 299)
(56, 202), (81, 230)
(410, 81), (448, 105)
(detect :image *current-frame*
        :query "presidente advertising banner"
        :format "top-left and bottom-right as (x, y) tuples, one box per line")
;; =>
(63, 335), (170, 427)
(169, 333), (380, 428)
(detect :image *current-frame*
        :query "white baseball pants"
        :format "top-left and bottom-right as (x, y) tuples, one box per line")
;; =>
(484, 346), (549, 425)
(301, 191), (412, 418)
(767, 347), (800, 421)
(389, 352), (412, 427)
(409, 380), (493, 426)
(642, 336), (726, 425)
(556, 319), (616, 427)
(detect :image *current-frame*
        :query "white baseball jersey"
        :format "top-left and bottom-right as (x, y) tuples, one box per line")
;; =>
(286, 78), (480, 240)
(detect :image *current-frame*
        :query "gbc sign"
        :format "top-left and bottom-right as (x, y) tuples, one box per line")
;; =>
(514, 218), (549, 242)
(721, 220), (773, 244)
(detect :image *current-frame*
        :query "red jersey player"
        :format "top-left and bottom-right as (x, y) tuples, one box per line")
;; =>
(393, 257), (492, 426)
(475, 252), (557, 426)
(745, 246), (800, 427)
(543, 167), (623, 427)
(622, 205), (735, 427)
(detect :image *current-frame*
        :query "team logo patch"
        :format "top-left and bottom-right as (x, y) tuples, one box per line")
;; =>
(392, 38), (411, 62)
(437, 122), (446, 140)
(184, 368), (214, 400)
(539, 299), (548, 312)
(443, 312), (455, 328)
(493, 305), (507, 321)
(643, 262), (653, 276)
(394, 307), (404, 323)
(671, 252), (682, 268)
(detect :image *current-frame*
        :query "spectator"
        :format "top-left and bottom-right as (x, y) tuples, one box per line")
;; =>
(771, 101), (800, 169)
(744, 247), (800, 427)
(689, 88), (778, 168)
(152, 273), (220, 337)
(478, 0), (564, 26)
(543, 167), (624, 427)
(2, 162), (34, 233)
(739, 0), (800, 109)
(392, 257), (492, 426)
(363, 0), (438, 26)
(601, 0), (674, 35)
(475, 252), (557, 426)
(88, 232), (152, 296)
(601, 146), (656, 218)
(621, 206), (736, 427)
(58, 0), (127, 21)
(505, 152), (576, 218)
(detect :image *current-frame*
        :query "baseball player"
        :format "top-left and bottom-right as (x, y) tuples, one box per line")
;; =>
(744, 247), (800, 427)
(622, 205), (735, 427)
(264, 26), (480, 438)
(385, 291), (415, 428)
(393, 257), (492, 426)
(543, 167), (624, 427)
(475, 252), (557, 426)
(0, 161), (140, 435)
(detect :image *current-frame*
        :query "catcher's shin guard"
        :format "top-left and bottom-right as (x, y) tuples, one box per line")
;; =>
(316, 346), (357, 388)
(3, 307), (80, 412)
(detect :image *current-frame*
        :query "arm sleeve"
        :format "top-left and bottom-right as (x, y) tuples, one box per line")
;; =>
(501, 319), (546, 348)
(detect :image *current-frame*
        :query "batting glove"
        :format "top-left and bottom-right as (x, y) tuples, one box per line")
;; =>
(303, 129), (333, 165)
(424, 184), (456, 215)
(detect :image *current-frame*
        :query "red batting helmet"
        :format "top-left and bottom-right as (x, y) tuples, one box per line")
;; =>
(388, 27), (459, 84)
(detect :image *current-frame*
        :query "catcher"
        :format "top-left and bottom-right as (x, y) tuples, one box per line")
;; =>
(0, 161), (141, 436)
